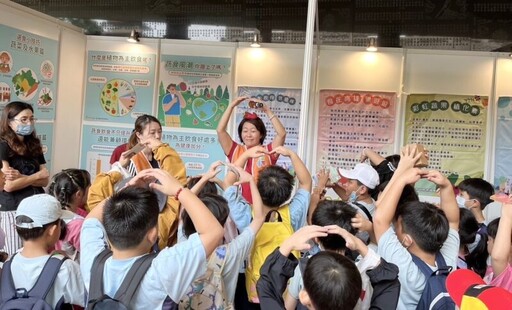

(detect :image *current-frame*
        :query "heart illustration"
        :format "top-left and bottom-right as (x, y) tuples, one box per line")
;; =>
(192, 98), (218, 121)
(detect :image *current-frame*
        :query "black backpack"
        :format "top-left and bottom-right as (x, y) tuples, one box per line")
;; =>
(411, 253), (455, 310)
(87, 249), (157, 310)
(0, 254), (71, 310)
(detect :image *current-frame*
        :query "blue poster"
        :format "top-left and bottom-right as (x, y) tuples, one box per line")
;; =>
(235, 87), (302, 173)
(494, 96), (512, 194)
(80, 124), (133, 179)
(84, 51), (156, 123)
(162, 130), (225, 176)
(36, 122), (54, 172)
(0, 24), (59, 120)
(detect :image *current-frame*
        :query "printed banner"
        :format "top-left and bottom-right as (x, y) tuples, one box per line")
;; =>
(80, 124), (133, 179)
(0, 24), (59, 120)
(494, 96), (512, 194)
(36, 122), (54, 172)
(235, 87), (301, 172)
(157, 55), (232, 129)
(316, 90), (397, 178)
(404, 94), (488, 196)
(84, 51), (156, 123)
(162, 130), (225, 176)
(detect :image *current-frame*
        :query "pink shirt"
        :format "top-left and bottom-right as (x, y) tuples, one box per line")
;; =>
(484, 264), (512, 292)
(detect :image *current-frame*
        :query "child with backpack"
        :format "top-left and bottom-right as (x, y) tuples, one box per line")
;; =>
(484, 203), (512, 291)
(374, 145), (460, 309)
(0, 194), (85, 309)
(225, 145), (312, 306)
(80, 168), (224, 309)
(179, 164), (265, 309)
(284, 200), (400, 310)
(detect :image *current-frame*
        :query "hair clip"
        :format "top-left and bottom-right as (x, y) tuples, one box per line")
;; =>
(243, 112), (259, 120)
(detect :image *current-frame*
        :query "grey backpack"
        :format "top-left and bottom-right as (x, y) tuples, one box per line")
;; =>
(0, 254), (70, 310)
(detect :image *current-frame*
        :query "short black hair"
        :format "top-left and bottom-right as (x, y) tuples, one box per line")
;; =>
(16, 216), (60, 241)
(487, 218), (500, 239)
(182, 193), (229, 238)
(398, 201), (449, 254)
(257, 165), (294, 208)
(458, 178), (494, 210)
(186, 176), (218, 196)
(237, 117), (267, 145)
(312, 200), (357, 252)
(49, 169), (91, 208)
(303, 251), (362, 310)
(103, 186), (159, 250)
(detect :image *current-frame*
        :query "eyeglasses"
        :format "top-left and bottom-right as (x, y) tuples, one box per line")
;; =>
(13, 117), (36, 124)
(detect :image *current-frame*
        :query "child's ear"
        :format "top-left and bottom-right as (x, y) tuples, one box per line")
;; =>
(299, 290), (313, 309)
(147, 226), (158, 245)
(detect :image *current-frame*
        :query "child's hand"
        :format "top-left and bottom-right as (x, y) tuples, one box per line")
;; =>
(351, 213), (373, 233)
(398, 167), (427, 186)
(316, 168), (330, 188)
(360, 149), (369, 162)
(132, 169), (182, 196)
(325, 225), (363, 252)
(279, 225), (328, 256)
(396, 144), (423, 172)
(226, 164), (253, 186)
(425, 170), (450, 188)
(270, 146), (293, 157)
(203, 161), (223, 180)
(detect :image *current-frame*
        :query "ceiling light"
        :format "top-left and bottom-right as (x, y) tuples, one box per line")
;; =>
(366, 37), (378, 52)
(127, 29), (140, 43)
(250, 34), (261, 48)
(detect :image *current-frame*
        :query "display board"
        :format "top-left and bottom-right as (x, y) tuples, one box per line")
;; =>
(494, 96), (512, 194)
(316, 89), (397, 177)
(0, 24), (59, 120)
(404, 94), (488, 196)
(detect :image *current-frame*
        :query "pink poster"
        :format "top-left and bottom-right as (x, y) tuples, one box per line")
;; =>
(316, 90), (397, 172)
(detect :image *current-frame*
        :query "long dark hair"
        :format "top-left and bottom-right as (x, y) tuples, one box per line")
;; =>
(0, 101), (42, 156)
(127, 114), (161, 148)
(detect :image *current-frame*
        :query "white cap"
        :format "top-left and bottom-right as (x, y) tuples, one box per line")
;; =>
(337, 163), (380, 189)
(16, 194), (74, 229)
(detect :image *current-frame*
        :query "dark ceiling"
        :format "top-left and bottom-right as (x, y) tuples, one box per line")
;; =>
(12, 0), (512, 50)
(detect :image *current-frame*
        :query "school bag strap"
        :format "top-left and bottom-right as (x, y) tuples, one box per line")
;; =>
(88, 248), (114, 303)
(113, 252), (157, 304)
(264, 210), (283, 223)
(1, 253), (68, 302)
(411, 252), (452, 278)
(351, 202), (373, 222)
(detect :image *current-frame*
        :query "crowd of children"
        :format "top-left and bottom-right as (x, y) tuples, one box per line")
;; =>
(1, 97), (512, 310)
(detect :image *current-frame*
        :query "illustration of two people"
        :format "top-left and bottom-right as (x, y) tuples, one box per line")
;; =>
(163, 83), (186, 127)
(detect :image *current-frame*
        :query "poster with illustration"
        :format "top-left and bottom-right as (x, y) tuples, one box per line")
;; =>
(84, 51), (156, 123)
(494, 96), (512, 194)
(162, 130), (225, 176)
(404, 94), (488, 196)
(157, 55), (232, 129)
(80, 124), (133, 179)
(0, 25), (59, 120)
(36, 121), (54, 172)
(234, 87), (302, 172)
(316, 90), (397, 178)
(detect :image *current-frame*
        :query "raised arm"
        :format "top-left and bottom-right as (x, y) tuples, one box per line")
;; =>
(491, 203), (512, 277)
(308, 168), (329, 224)
(425, 170), (459, 230)
(271, 146), (312, 191)
(361, 148), (386, 166)
(257, 100), (286, 149)
(135, 169), (224, 257)
(374, 145), (424, 242)
(189, 161), (223, 195)
(216, 96), (248, 156)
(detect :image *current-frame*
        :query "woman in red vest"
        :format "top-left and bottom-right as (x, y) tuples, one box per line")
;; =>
(217, 96), (286, 204)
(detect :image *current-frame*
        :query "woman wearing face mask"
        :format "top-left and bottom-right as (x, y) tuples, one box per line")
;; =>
(0, 101), (49, 255)
(88, 114), (187, 248)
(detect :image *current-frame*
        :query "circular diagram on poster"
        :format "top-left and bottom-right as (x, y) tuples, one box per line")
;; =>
(100, 79), (136, 116)
(37, 87), (53, 106)
(0, 82), (11, 103)
(12, 67), (39, 101)
(0, 51), (13, 74)
(40, 60), (54, 80)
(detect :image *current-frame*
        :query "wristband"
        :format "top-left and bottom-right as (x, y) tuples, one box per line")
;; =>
(175, 187), (184, 200)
